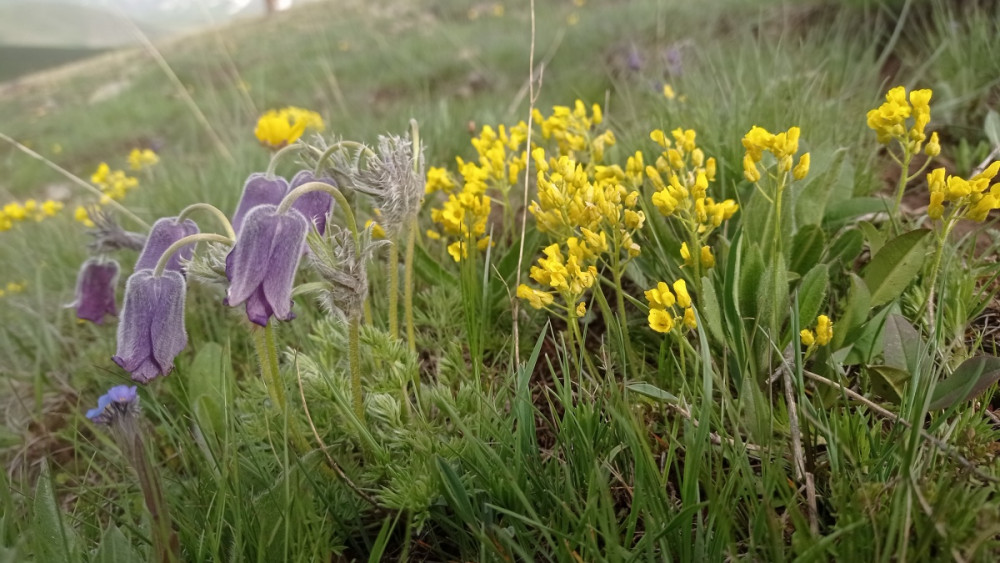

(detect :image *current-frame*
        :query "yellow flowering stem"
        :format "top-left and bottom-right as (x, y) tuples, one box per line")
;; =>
(891, 149), (914, 232)
(175, 202), (237, 239)
(610, 238), (639, 380)
(917, 211), (958, 326)
(265, 142), (307, 179)
(311, 141), (377, 177)
(0, 132), (151, 230)
(153, 233), (234, 277)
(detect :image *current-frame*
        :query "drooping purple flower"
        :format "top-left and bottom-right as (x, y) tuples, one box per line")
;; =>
(71, 257), (120, 324)
(86, 385), (139, 424)
(288, 170), (335, 234)
(232, 173), (289, 234)
(225, 205), (308, 326)
(113, 270), (187, 383)
(134, 217), (199, 273)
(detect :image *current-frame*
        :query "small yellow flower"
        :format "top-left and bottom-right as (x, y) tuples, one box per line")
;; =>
(816, 315), (833, 346)
(128, 148), (159, 171)
(924, 132), (940, 157)
(576, 301), (586, 317)
(425, 167), (456, 194)
(683, 307), (697, 330)
(700, 245), (715, 269)
(648, 308), (674, 333)
(662, 84), (676, 100)
(517, 284), (554, 309)
(74, 205), (95, 227)
(673, 279), (691, 308)
(800, 329), (815, 346)
(91, 162), (110, 186)
(793, 152), (810, 180)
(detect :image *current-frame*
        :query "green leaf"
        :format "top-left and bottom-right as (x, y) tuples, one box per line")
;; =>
(929, 356), (1000, 411)
(843, 306), (891, 366)
(823, 197), (888, 229)
(863, 229), (932, 307)
(626, 382), (679, 403)
(797, 264), (828, 328)
(31, 460), (75, 563)
(699, 276), (725, 344)
(414, 241), (457, 286)
(94, 524), (138, 563)
(186, 342), (228, 444)
(756, 254), (789, 335)
(883, 313), (922, 373)
(826, 228), (864, 266)
(739, 244), (766, 321)
(436, 457), (476, 524)
(832, 274), (870, 350)
(789, 225), (826, 276)
(985, 110), (1000, 149)
(867, 365), (910, 402)
(858, 220), (884, 255)
(795, 150), (853, 226)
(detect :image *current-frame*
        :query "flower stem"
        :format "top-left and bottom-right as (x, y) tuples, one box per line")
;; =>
(152, 233), (233, 277)
(277, 181), (359, 244)
(119, 431), (179, 563)
(388, 243), (399, 338)
(175, 202), (237, 239)
(610, 246), (638, 380)
(349, 316), (364, 420)
(265, 142), (306, 179)
(311, 141), (376, 177)
(404, 218), (417, 353)
(253, 326), (285, 409)
(891, 149), (914, 233)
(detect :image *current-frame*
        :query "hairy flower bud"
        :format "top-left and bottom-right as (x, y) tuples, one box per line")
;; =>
(225, 205), (308, 326)
(113, 270), (188, 383)
(71, 257), (120, 324)
(134, 217), (199, 273)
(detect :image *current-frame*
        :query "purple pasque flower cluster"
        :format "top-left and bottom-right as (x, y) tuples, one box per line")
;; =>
(232, 171), (335, 235)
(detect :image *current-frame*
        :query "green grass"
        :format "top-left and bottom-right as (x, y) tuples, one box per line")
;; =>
(3, 0), (1000, 560)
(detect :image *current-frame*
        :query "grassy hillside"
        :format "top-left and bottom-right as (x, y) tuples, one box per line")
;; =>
(1, 0), (1000, 560)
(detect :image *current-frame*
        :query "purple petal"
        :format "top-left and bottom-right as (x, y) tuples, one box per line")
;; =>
(232, 173), (288, 235)
(149, 271), (187, 378)
(289, 170), (335, 234)
(225, 205), (279, 307)
(245, 286), (275, 327)
(135, 217), (199, 273)
(261, 210), (307, 322)
(113, 270), (157, 375)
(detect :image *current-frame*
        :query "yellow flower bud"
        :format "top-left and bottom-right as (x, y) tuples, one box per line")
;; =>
(673, 279), (691, 308)
(683, 307), (697, 329)
(793, 152), (810, 180)
(800, 329), (815, 347)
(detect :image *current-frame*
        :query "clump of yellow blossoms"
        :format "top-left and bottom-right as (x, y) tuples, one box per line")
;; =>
(0, 199), (63, 231)
(800, 315), (833, 347)
(91, 162), (139, 201)
(254, 106), (325, 149)
(742, 125), (810, 182)
(645, 279), (697, 334)
(517, 236), (601, 318)
(0, 281), (26, 298)
(127, 148), (159, 171)
(646, 127), (736, 275)
(532, 100), (614, 164)
(926, 162), (1000, 222)
(866, 86), (937, 156)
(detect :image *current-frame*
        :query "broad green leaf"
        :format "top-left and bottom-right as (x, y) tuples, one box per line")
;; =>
(797, 264), (828, 328)
(985, 110), (1000, 149)
(863, 229), (932, 307)
(94, 524), (138, 563)
(626, 382), (679, 403)
(883, 313), (922, 374)
(867, 365), (910, 402)
(826, 228), (864, 266)
(858, 220), (884, 255)
(832, 274), (869, 350)
(795, 149), (853, 226)
(928, 356), (1000, 411)
(739, 244), (766, 321)
(699, 277), (725, 344)
(789, 225), (826, 276)
(756, 255), (789, 335)
(823, 197), (888, 229)
(32, 460), (75, 563)
(843, 306), (891, 365)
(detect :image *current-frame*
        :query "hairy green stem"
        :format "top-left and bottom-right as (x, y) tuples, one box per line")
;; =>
(121, 432), (179, 563)
(404, 219), (417, 353)
(152, 233), (233, 277)
(265, 142), (306, 179)
(176, 202), (237, 239)
(253, 326), (285, 410)
(349, 316), (364, 420)
(891, 149), (914, 233)
(388, 243), (400, 338)
(312, 140), (376, 177)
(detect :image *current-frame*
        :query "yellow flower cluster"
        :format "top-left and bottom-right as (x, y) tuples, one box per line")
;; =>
(530, 153), (644, 254)
(926, 162), (1000, 222)
(91, 162), (139, 201)
(0, 199), (63, 231)
(645, 279), (697, 333)
(428, 188), (492, 262)
(517, 236), (601, 314)
(0, 281), (26, 298)
(127, 148), (159, 171)
(254, 106), (325, 149)
(645, 128), (735, 269)
(866, 86), (937, 155)
(742, 125), (810, 182)
(532, 100), (615, 163)
(800, 315), (833, 347)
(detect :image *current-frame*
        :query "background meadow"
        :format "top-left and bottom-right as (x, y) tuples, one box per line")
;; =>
(3, 0), (1000, 560)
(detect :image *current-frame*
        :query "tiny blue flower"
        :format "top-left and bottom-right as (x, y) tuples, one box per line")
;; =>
(232, 173), (289, 235)
(113, 269), (188, 383)
(86, 384), (139, 424)
(134, 217), (199, 273)
(71, 257), (119, 324)
(225, 205), (308, 326)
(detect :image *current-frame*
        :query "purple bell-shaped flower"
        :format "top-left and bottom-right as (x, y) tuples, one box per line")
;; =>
(71, 257), (119, 324)
(113, 269), (188, 383)
(288, 170), (335, 234)
(232, 173), (289, 234)
(134, 217), (199, 273)
(225, 204), (308, 326)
